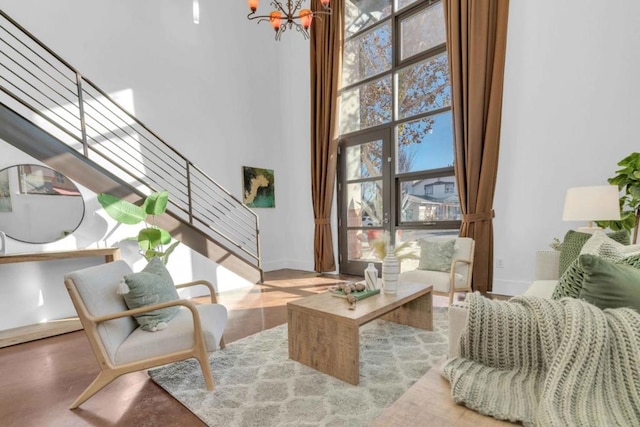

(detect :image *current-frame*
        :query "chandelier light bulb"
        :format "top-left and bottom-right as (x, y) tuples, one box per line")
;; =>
(246, 0), (332, 40)
(299, 9), (313, 29)
(269, 11), (282, 31)
(247, 0), (259, 13)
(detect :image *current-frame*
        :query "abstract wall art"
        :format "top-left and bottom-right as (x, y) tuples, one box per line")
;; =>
(242, 166), (275, 208)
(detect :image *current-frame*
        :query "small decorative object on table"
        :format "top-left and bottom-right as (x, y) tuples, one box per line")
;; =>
(382, 246), (400, 294)
(329, 282), (381, 309)
(346, 295), (358, 310)
(370, 231), (418, 294)
(364, 262), (378, 290)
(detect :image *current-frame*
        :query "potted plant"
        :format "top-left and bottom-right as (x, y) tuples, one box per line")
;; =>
(370, 231), (418, 294)
(596, 152), (640, 243)
(98, 190), (179, 264)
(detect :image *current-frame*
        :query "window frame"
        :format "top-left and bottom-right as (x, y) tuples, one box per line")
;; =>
(338, 0), (459, 244)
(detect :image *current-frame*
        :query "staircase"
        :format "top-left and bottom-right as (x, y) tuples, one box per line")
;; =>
(0, 10), (262, 283)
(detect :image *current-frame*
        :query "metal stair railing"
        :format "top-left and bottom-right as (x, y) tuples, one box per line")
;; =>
(0, 10), (261, 271)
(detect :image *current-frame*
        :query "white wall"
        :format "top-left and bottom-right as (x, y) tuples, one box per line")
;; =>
(0, 0), (317, 329)
(0, 142), (256, 329)
(0, 0), (316, 273)
(3, 0), (635, 305)
(493, 0), (640, 294)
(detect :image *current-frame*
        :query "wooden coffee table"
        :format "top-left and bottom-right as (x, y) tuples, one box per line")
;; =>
(287, 282), (433, 385)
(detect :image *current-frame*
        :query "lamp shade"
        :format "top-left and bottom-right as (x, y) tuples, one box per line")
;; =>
(562, 185), (621, 222)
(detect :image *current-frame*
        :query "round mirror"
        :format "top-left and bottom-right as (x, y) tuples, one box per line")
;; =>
(0, 164), (85, 244)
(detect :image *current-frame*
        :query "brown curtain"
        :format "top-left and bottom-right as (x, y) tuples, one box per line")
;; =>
(444, 0), (509, 293)
(310, 0), (344, 272)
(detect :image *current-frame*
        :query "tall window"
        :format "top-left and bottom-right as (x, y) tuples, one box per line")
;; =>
(338, 0), (458, 269)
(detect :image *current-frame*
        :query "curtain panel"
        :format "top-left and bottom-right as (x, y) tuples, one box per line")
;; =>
(444, 0), (510, 293)
(310, 0), (344, 272)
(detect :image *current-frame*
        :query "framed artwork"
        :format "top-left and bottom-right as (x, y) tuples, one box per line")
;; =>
(0, 168), (11, 212)
(242, 166), (275, 208)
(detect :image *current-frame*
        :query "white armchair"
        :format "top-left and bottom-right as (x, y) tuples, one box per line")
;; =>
(64, 260), (227, 409)
(399, 237), (475, 305)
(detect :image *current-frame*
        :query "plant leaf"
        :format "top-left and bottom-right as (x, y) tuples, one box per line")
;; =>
(630, 185), (640, 200)
(159, 228), (172, 245)
(144, 191), (169, 215)
(138, 228), (163, 251)
(98, 193), (146, 225)
(144, 249), (160, 261)
(162, 241), (180, 264)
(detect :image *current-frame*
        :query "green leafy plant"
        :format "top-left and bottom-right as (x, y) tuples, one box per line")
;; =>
(98, 190), (179, 264)
(596, 152), (640, 243)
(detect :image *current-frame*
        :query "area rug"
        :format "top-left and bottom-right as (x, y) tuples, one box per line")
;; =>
(149, 307), (448, 426)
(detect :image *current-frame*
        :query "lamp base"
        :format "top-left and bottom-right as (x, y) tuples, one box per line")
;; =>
(577, 226), (603, 234)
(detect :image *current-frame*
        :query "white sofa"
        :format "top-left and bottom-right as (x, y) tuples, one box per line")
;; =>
(448, 250), (561, 358)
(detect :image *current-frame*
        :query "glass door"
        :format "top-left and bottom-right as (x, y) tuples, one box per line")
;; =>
(338, 128), (392, 275)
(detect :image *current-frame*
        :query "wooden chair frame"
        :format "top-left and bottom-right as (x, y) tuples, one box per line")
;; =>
(64, 278), (225, 409)
(431, 239), (476, 305)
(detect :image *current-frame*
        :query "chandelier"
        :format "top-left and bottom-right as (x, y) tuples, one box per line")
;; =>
(247, 0), (332, 40)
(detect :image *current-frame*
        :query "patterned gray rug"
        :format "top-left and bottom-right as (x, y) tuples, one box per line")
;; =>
(149, 307), (448, 426)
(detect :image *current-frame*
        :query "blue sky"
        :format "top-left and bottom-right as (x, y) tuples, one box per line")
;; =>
(399, 111), (454, 173)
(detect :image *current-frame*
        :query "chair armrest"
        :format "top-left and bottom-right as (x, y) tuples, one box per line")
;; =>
(176, 279), (225, 348)
(535, 250), (560, 280)
(448, 302), (469, 358)
(450, 258), (473, 291)
(90, 299), (210, 347)
(91, 299), (199, 324)
(175, 280), (218, 304)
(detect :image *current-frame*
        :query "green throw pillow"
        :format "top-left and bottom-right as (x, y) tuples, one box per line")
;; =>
(579, 254), (640, 312)
(552, 232), (635, 300)
(558, 229), (630, 276)
(418, 238), (455, 272)
(552, 257), (586, 300)
(620, 252), (640, 269)
(123, 257), (180, 332)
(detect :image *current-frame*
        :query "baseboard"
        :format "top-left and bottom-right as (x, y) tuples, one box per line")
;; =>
(262, 258), (315, 273)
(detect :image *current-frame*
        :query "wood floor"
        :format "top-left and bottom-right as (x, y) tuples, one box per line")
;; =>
(0, 269), (456, 427)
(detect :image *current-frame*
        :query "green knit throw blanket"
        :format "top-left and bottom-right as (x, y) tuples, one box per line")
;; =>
(442, 293), (640, 426)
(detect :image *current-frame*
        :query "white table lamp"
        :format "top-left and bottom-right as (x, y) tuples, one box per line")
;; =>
(562, 185), (621, 233)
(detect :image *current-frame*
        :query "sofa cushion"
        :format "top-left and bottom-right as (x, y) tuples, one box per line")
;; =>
(418, 238), (455, 272)
(526, 280), (558, 298)
(580, 230), (638, 256)
(558, 229), (629, 276)
(65, 260), (136, 365)
(553, 232), (635, 300)
(579, 254), (640, 312)
(123, 257), (180, 332)
(115, 303), (228, 365)
(399, 269), (464, 293)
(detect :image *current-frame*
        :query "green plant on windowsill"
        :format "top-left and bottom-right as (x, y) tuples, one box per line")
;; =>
(596, 152), (640, 244)
(98, 190), (179, 264)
